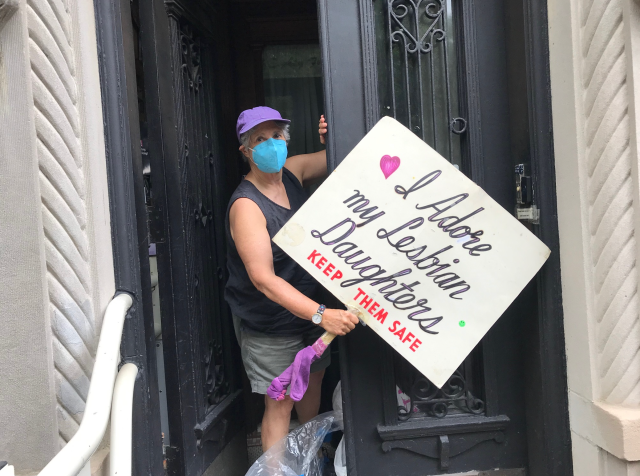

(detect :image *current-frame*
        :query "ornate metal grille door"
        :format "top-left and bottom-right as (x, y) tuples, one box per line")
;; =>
(318, 0), (546, 473)
(169, 17), (231, 411)
(375, 0), (464, 167)
(137, 1), (242, 475)
(374, 0), (485, 429)
(395, 354), (484, 421)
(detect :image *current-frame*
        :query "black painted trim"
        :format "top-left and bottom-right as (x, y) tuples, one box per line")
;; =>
(193, 390), (243, 449)
(521, 0), (573, 475)
(164, 0), (218, 36)
(317, 0), (337, 172)
(379, 345), (397, 427)
(93, 0), (164, 474)
(338, 337), (359, 476)
(136, 2), (188, 473)
(378, 414), (510, 440)
(318, 1), (368, 474)
(358, 0), (379, 132)
(457, 0), (485, 187)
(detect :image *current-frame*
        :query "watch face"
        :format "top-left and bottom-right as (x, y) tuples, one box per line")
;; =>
(312, 313), (322, 325)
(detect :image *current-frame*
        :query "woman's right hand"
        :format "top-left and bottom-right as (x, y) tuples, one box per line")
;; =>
(320, 308), (360, 335)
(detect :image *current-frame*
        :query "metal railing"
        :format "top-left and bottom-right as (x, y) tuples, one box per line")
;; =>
(38, 293), (137, 476)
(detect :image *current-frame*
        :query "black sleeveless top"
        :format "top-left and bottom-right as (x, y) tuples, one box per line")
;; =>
(224, 167), (317, 335)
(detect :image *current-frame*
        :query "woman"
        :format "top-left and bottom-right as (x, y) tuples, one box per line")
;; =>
(225, 106), (359, 451)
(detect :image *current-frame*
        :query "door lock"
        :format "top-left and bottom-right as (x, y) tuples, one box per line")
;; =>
(515, 164), (539, 224)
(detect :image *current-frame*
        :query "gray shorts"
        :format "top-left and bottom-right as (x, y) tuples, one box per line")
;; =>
(233, 315), (331, 394)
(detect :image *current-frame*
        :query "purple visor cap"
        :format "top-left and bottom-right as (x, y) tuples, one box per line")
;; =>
(236, 106), (290, 142)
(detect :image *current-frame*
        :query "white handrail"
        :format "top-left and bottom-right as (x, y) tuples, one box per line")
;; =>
(38, 293), (134, 476)
(109, 363), (138, 476)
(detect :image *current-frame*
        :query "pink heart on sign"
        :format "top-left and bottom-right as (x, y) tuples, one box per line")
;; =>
(380, 155), (401, 179)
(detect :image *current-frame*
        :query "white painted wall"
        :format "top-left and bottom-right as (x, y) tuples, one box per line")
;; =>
(549, 0), (640, 473)
(0, 0), (114, 472)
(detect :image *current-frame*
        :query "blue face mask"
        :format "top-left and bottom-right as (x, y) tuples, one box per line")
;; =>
(250, 138), (288, 173)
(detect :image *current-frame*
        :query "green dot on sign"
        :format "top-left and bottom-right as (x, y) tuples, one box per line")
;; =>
(459, 320), (466, 327)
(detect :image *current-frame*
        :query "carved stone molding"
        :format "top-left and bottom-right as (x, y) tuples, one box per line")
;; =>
(550, 0), (640, 470)
(578, 0), (640, 406)
(0, 0), (19, 31)
(26, 0), (97, 446)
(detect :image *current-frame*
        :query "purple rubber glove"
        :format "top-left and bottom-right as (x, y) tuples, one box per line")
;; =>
(267, 338), (328, 401)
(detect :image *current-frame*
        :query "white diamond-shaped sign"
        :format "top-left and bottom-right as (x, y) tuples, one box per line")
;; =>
(274, 117), (550, 388)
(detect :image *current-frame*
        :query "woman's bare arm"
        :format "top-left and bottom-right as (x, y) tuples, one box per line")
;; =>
(285, 150), (327, 186)
(284, 116), (329, 186)
(229, 197), (358, 335)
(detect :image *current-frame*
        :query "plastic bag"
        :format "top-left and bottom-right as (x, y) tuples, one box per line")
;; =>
(331, 382), (347, 476)
(332, 382), (343, 416)
(246, 411), (343, 476)
(333, 440), (346, 476)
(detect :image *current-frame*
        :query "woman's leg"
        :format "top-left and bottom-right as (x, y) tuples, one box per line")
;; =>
(262, 394), (295, 451)
(294, 369), (325, 423)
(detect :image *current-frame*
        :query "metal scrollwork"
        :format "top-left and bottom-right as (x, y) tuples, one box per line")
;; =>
(180, 25), (202, 91)
(450, 117), (467, 134)
(390, 0), (444, 54)
(166, 10), (233, 421)
(195, 202), (209, 227)
(382, 0), (466, 164)
(204, 340), (228, 406)
(398, 370), (485, 421)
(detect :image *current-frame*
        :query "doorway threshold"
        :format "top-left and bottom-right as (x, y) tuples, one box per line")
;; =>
(445, 470), (525, 476)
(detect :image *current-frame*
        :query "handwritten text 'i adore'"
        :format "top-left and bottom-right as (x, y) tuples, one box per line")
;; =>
(394, 170), (493, 256)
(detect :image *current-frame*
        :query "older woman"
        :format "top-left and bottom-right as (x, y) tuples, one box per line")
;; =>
(225, 106), (359, 451)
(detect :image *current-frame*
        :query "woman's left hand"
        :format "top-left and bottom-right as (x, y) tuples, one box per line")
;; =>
(319, 115), (328, 145)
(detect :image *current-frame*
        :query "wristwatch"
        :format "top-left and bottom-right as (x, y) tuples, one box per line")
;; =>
(312, 304), (326, 325)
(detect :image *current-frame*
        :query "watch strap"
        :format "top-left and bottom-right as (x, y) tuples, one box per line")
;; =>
(312, 304), (326, 325)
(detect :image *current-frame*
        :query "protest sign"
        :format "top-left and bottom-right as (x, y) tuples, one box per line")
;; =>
(273, 117), (550, 388)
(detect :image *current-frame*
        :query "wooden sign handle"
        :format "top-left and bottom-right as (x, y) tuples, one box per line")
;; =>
(319, 331), (337, 346)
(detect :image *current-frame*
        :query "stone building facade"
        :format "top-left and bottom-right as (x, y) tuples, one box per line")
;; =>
(0, 0), (114, 473)
(550, 0), (640, 473)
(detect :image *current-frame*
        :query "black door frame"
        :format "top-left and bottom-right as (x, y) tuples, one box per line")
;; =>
(95, 0), (245, 474)
(520, 0), (572, 473)
(94, 0), (572, 473)
(137, 1), (244, 475)
(319, 0), (572, 474)
(93, 0), (165, 474)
